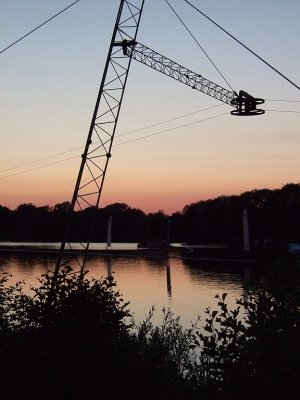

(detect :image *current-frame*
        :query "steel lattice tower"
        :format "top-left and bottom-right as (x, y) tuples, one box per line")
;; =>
(52, 0), (264, 285)
(54, 0), (145, 278)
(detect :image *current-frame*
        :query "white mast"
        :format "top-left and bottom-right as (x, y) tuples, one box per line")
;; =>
(243, 208), (250, 251)
(106, 216), (112, 249)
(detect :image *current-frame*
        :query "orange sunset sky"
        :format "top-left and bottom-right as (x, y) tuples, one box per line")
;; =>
(1, 1), (299, 214)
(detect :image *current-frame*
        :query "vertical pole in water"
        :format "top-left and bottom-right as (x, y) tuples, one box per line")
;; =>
(243, 208), (250, 251)
(106, 216), (112, 249)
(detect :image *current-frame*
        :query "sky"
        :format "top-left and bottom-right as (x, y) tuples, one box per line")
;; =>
(1, 0), (300, 214)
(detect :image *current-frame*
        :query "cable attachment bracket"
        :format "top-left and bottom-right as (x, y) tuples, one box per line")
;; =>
(114, 39), (137, 55)
(231, 90), (265, 116)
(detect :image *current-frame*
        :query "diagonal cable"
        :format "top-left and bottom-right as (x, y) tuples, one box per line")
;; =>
(183, 0), (300, 91)
(164, 0), (236, 93)
(0, 1), (80, 55)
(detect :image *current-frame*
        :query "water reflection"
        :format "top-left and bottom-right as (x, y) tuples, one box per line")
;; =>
(1, 252), (248, 327)
(166, 257), (172, 297)
(105, 256), (113, 278)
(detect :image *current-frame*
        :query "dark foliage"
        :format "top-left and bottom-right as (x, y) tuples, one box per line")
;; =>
(0, 268), (195, 400)
(188, 260), (300, 400)
(1, 183), (300, 245)
(181, 183), (300, 245)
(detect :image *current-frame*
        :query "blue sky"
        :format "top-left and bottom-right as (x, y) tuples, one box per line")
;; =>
(1, 0), (299, 213)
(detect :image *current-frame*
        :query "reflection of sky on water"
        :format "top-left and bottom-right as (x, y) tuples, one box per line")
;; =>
(1, 253), (248, 327)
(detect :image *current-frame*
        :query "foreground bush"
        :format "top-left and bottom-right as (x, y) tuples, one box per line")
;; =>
(0, 263), (300, 400)
(0, 268), (195, 400)
(190, 290), (300, 399)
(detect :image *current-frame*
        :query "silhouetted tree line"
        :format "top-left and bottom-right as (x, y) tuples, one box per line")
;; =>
(1, 183), (300, 245)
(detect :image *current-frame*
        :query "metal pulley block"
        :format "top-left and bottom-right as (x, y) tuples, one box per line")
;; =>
(231, 90), (265, 116)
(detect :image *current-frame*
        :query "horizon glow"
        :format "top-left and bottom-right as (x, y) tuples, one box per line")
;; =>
(1, 1), (299, 215)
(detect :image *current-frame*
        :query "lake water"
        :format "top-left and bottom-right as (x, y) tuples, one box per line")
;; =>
(0, 242), (253, 327)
